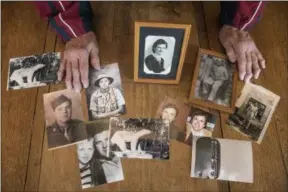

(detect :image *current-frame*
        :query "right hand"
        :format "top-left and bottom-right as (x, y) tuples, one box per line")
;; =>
(58, 31), (101, 92)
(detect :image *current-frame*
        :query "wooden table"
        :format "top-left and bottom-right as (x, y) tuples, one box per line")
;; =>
(2, 2), (288, 192)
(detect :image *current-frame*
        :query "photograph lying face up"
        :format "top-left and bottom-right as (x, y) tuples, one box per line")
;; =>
(191, 136), (253, 183)
(226, 83), (280, 144)
(84, 63), (126, 121)
(76, 119), (124, 189)
(108, 117), (169, 160)
(7, 52), (60, 90)
(43, 89), (87, 150)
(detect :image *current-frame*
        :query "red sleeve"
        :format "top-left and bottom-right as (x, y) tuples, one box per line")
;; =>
(219, 1), (266, 31)
(34, 1), (93, 43)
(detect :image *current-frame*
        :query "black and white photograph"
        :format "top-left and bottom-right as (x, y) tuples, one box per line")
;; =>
(226, 83), (280, 144)
(191, 136), (253, 183)
(189, 49), (237, 113)
(85, 63), (126, 121)
(43, 89), (87, 150)
(7, 52), (61, 90)
(77, 119), (124, 189)
(134, 22), (191, 84)
(108, 117), (169, 160)
(144, 36), (175, 75)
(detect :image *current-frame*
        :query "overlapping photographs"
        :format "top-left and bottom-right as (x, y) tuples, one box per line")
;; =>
(76, 119), (124, 189)
(108, 117), (169, 160)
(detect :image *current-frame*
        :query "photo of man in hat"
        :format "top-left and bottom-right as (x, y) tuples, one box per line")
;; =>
(89, 74), (125, 119)
(46, 94), (87, 149)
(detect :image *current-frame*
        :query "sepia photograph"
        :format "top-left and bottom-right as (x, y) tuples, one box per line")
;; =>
(155, 96), (190, 140)
(108, 117), (169, 160)
(43, 89), (87, 150)
(226, 83), (280, 144)
(7, 52), (61, 90)
(77, 119), (124, 189)
(189, 48), (238, 113)
(177, 107), (217, 146)
(134, 21), (191, 84)
(84, 63), (126, 121)
(191, 136), (253, 183)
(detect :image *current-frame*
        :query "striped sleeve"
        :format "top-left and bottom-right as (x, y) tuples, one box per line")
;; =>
(219, 1), (266, 31)
(34, 1), (93, 42)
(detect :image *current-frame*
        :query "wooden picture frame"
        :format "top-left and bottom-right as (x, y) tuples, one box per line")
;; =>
(188, 48), (238, 113)
(134, 21), (191, 84)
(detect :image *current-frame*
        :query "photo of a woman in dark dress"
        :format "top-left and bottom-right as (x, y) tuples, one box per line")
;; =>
(144, 39), (168, 74)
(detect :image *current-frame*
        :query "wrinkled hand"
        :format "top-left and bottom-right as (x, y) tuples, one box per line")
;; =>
(58, 31), (101, 92)
(219, 25), (265, 82)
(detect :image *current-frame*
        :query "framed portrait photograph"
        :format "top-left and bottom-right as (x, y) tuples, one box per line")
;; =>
(134, 21), (191, 84)
(189, 48), (238, 113)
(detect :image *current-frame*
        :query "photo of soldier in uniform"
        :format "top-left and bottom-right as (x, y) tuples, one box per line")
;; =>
(227, 83), (280, 144)
(191, 136), (253, 183)
(85, 63), (126, 120)
(7, 52), (60, 90)
(108, 117), (169, 160)
(43, 89), (87, 150)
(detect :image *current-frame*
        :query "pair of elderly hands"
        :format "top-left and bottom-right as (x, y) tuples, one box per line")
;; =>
(60, 25), (265, 92)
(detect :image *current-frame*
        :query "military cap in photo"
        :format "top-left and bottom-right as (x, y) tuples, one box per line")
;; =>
(51, 94), (72, 110)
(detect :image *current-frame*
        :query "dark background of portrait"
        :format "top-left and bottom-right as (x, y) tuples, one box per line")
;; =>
(188, 107), (217, 132)
(138, 27), (184, 80)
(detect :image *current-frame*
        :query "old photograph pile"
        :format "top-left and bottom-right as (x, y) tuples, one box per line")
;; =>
(7, 52), (60, 90)
(77, 120), (124, 189)
(156, 96), (217, 146)
(108, 117), (169, 160)
(191, 136), (253, 183)
(43, 89), (87, 150)
(226, 83), (280, 144)
(85, 63), (126, 121)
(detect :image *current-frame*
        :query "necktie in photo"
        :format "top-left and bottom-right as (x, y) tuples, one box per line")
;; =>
(64, 127), (70, 142)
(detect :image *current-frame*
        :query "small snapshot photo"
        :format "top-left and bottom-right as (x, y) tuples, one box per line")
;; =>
(191, 136), (253, 183)
(134, 21), (191, 84)
(77, 119), (124, 189)
(155, 96), (190, 140)
(43, 89), (87, 150)
(108, 117), (169, 160)
(189, 49), (237, 113)
(178, 108), (217, 146)
(84, 63), (126, 121)
(226, 83), (280, 144)
(7, 52), (61, 90)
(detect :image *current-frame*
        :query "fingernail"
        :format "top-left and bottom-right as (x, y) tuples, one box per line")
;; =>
(83, 82), (89, 88)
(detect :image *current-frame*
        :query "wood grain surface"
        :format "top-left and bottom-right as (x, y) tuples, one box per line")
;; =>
(1, 2), (287, 192)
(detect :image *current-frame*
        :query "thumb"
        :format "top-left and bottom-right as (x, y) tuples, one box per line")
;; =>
(90, 43), (101, 70)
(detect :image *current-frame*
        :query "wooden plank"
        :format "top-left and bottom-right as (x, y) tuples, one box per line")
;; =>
(1, 2), (49, 191)
(203, 1), (288, 191)
(23, 23), (57, 192)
